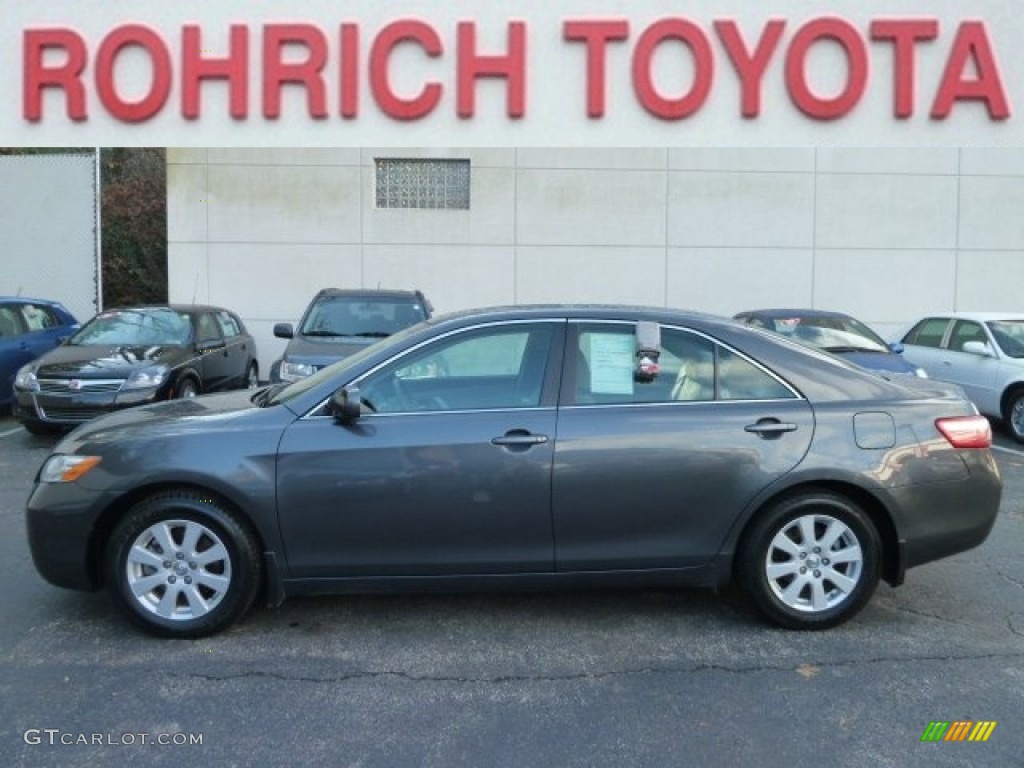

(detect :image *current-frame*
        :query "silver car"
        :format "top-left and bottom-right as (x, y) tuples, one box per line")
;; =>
(900, 312), (1024, 441)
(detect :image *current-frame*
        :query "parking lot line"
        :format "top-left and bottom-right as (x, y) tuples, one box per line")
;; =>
(0, 426), (23, 438)
(992, 444), (1024, 459)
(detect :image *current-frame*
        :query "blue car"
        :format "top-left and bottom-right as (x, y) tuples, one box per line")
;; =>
(735, 308), (926, 378)
(0, 297), (79, 408)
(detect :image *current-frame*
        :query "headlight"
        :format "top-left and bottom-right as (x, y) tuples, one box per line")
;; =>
(280, 361), (314, 382)
(915, 367), (929, 378)
(39, 455), (102, 483)
(14, 365), (39, 391)
(122, 365), (169, 390)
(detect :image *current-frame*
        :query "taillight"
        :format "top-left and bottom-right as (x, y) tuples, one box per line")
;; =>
(935, 415), (992, 449)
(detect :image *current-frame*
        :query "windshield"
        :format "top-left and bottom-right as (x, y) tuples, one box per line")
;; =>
(988, 320), (1024, 358)
(300, 296), (427, 338)
(265, 322), (425, 406)
(759, 314), (889, 354)
(70, 309), (192, 346)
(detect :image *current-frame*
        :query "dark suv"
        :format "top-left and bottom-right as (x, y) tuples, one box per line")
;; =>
(272, 289), (432, 383)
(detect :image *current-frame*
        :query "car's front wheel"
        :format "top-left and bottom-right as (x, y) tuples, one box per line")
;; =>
(1003, 388), (1024, 443)
(738, 491), (881, 629)
(104, 491), (262, 638)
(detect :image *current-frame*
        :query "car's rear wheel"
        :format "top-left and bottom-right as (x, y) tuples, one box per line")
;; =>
(1003, 389), (1024, 443)
(738, 491), (880, 629)
(245, 363), (259, 389)
(104, 491), (261, 638)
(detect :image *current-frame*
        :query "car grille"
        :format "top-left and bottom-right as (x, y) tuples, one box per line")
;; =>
(38, 406), (111, 422)
(37, 378), (124, 394)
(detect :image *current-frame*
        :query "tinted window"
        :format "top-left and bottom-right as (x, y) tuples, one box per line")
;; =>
(0, 305), (24, 337)
(988, 320), (1024, 358)
(301, 296), (427, 338)
(359, 323), (555, 413)
(948, 320), (987, 352)
(197, 313), (222, 343)
(18, 303), (59, 331)
(572, 324), (792, 405)
(216, 311), (241, 338)
(903, 318), (949, 348)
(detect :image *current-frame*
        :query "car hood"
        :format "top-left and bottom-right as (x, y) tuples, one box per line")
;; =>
(31, 343), (192, 378)
(283, 335), (378, 366)
(833, 350), (919, 375)
(57, 389), (284, 449)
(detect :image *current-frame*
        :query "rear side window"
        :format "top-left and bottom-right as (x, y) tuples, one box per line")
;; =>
(216, 311), (241, 338)
(572, 323), (794, 405)
(903, 318), (949, 348)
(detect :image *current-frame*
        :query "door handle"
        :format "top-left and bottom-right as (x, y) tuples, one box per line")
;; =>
(744, 420), (797, 437)
(491, 431), (549, 447)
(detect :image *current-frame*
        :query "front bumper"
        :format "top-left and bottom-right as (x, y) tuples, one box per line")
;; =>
(14, 386), (161, 427)
(26, 480), (117, 591)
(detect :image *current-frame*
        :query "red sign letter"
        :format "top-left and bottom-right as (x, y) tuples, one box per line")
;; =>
(632, 19), (713, 120)
(23, 28), (88, 121)
(339, 23), (359, 119)
(369, 20), (443, 121)
(786, 18), (868, 120)
(182, 25), (249, 120)
(96, 25), (172, 122)
(715, 20), (785, 118)
(263, 24), (328, 119)
(871, 19), (939, 119)
(457, 22), (526, 119)
(932, 21), (1010, 120)
(563, 19), (629, 118)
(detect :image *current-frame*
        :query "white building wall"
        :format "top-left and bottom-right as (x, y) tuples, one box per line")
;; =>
(168, 147), (1024, 368)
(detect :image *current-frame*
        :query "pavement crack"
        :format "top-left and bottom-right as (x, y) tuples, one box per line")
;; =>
(169, 650), (1024, 686)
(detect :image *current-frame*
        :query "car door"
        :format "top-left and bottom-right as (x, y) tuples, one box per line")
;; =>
(935, 319), (1002, 413)
(195, 311), (231, 391)
(900, 317), (953, 377)
(214, 310), (252, 386)
(275, 320), (565, 577)
(552, 321), (814, 571)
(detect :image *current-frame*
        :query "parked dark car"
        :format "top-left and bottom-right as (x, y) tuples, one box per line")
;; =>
(13, 305), (258, 434)
(26, 306), (999, 638)
(273, 288), (431, 383)
(735, 309), (925, 378)
(0, 296), (78, 409)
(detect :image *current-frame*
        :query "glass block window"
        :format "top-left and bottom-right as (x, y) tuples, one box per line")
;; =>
(375, 158), (471, 210)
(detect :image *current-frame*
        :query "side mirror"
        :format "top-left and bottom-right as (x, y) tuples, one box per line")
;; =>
(273, 323), (294, 339)
(331, 386), (362, 422)
(962, 340), (995, 358)
(888, 342), (905, 354)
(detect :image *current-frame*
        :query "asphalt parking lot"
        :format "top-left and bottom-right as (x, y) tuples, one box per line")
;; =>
(0, 412), (1021, 767)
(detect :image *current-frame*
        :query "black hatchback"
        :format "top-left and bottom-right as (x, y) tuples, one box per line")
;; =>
(13, 305), (258, 434)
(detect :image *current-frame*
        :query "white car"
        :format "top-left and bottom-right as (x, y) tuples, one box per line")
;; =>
(900, 312), (1024, 442)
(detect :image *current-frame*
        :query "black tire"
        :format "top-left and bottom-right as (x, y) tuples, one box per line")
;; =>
(737, 491), (881, 630)
(1003, 389), (1024, 444)
(104, 490), (262, 638)
(23, 421), (63, 436)
(175, 377), (199, 399)
(244, 362), (259, 389)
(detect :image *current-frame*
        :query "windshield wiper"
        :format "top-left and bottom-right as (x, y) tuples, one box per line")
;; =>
(823, 345), (884, 354)
(303, 330), (345, 337)
(252, 383), (287, 407)
(351, 331), (390, 338)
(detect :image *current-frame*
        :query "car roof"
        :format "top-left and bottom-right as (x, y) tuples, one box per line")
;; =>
(736, 308), (855, 319)
(314, 289), (425, 300)
(919, 311), (1024, 322)
(0, 296), (66, 306)
(98, 304), (238, 314)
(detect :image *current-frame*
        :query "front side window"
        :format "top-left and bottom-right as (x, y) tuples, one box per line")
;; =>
(572, 323), (793, 405)
(948, 320), (988, 352)
(359, 323), (555, 413)
(18, 303), (59, 331)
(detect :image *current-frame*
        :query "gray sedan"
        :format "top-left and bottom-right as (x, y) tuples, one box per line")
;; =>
(26, 306), (1001, 637)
